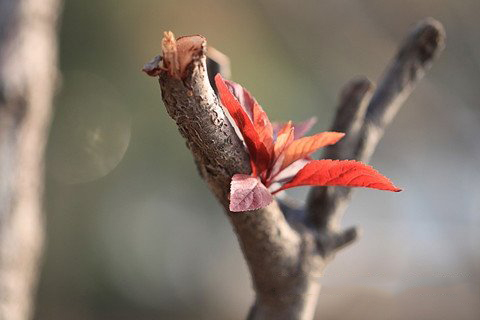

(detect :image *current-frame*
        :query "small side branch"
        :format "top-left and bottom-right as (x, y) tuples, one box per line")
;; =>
(307, 18), (446, 253)
(356, 18), (446, 162)
(307, 78), (374, 231)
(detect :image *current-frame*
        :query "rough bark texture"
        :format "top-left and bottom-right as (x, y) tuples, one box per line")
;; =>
(145, 18), (445, 320)
(0, 0), (61, 319)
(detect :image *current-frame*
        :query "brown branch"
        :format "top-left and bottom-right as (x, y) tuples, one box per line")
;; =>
(156, 34), (249, 204)
(0, 0), (61, 319)
(356, 18), (445, 162)
(307, 18), (446, 245)
(307, 78), (374, 231)
(145, 33), (320, 320)
(145, 18), (445, 320)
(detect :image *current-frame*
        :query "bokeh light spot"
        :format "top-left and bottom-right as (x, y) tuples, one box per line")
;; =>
(48, 71), (131, 184)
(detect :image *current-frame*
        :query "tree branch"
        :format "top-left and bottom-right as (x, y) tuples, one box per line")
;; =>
(145, 33), (318, 320)
(356, 17), (446, 162)
(307, 78), (374, 230)
(307, 18), (446, 239)
(145, 18), (445, 320)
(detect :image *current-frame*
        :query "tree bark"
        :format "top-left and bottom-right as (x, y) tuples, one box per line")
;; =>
(145, 19), (445, 320)
(0, 1), (61, 319)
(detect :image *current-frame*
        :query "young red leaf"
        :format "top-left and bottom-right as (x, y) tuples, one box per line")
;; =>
(215, 74), (270, 175)
(268, 122), (294, 180)
(252, 101), (274, 155)
(280, 132), (345, 171)
(230, 174), (273, 212)
(224, 80), (255, 120)
(274, 160), (401, 193)
(225, 79), (274, 157)
(273, 121), (294, 159)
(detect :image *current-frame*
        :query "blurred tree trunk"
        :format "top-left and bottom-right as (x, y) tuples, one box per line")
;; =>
(0, 0), (61, 319)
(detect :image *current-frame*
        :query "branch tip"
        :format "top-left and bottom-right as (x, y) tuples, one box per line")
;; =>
(332, 77), (374, 134)
(405, 18), (446, 65)
(331, 226), (361, 252)
(143, 32), (207, 79)
(142, 55), (163, 77)
(339, 77), (374, 105)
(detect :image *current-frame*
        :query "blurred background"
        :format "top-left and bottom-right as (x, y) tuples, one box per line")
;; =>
(37, 0), (479, 319)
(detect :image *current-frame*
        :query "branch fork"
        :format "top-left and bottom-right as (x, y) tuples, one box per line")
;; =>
(144, 18), (445, 320)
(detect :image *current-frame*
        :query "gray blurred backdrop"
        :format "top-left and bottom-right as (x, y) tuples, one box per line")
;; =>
(38, 0), (480, 319)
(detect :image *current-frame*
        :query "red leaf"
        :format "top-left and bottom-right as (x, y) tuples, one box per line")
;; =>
(224, 80), (255, 120)
(274, 160), (401, 193)
(280, 132), (344, 171)
(230, 174), (273, 212)
(273, 121), (294, 159)
(268, 122), (294, 180)
(252, 101), (274, 155)
(215, 74), (270, 175)
(225, 79), (274, 156)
